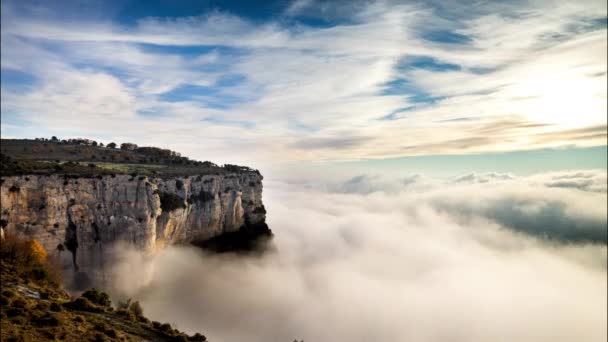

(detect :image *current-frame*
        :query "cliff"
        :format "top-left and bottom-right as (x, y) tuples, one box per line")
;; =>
(0, 172), (268, 287)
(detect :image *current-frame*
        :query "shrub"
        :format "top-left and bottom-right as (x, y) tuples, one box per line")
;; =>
(116, 309), (135, 321)
(49, 302), (63, 312)
(31, 313), (61, 327)
(0, 234), (47, 267)
(63, 297), (103, 313)
(31, 266), (49, 281)
(158, 192), (186, 212)
(9, 315), (27, 325)
(81, 288), (112, 307)
(159, 323), (173, 334)
(253, 205), (267, 214)
(189, 333), (207, 341)
(94, 322), (118, 338)
(129, 300), (143, 317)
(11, 298), (27, 309)
(27, 240), (47, 264)
(187, 190), (214, 205)
(2, 289), (15, 298)
(138, 315), (150, 324)
(6, 307), (25, 318)
(93, 332), (109, 342)
(117, 298), (144, 317)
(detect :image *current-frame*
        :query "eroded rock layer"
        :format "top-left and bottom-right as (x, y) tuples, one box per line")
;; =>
(0, 172), (267, 285)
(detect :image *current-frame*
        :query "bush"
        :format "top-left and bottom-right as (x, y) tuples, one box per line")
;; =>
(158, 192), (186, 212)
(94, 322), (118, 338)
(130, 300), (143, 317)
(9, 315), (27, 325)
(82, 288), (112, 307)
(31, 266), (49, 281)
(189, 333), (207, 341)
(0, 234), (47, 267)
(11, 298), (27, 309)
(159, 323), (173, 334)
(31, 313), (61, 327)
(49, 302), (63, 312)
(187, 190), (214, 205)
(117, 298), (144, 317)
(137, 315), (150, 324)
(116, 309), (135, 321)
(6, 307), (25, 318)
(63, 297), (103, 313)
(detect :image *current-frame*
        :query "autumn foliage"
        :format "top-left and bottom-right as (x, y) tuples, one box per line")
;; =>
(0, 233), (59, 284)
(26, 239), (47, 264)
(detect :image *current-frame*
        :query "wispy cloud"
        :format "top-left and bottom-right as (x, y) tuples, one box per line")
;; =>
(1, 0), (606, 165)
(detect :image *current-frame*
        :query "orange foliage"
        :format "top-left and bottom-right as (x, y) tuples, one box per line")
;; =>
(1, 233), (47, 265)
(27, 239), (47, 264)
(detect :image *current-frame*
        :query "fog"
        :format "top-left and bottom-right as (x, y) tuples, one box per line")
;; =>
(108, 170), (607, 342)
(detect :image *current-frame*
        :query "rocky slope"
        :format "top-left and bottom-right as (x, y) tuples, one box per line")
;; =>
(0, 172), (268, 287)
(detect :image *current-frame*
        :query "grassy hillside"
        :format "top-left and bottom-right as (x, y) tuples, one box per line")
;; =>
(0, 138), (259, 177)
(0, 234), (207, 342)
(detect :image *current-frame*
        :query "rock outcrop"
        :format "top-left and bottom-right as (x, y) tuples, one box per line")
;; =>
(0, 172), (268, 286)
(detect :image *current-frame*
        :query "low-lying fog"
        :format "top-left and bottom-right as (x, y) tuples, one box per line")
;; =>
(109, 170), (607, 342)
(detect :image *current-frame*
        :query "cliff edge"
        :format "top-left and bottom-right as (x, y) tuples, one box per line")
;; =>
(0, 138), (271, 288)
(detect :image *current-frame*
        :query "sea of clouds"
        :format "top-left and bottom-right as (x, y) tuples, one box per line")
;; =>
(108, 169), (607, 342)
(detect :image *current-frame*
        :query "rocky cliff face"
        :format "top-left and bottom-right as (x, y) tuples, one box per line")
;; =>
(0, 172), (267, 286)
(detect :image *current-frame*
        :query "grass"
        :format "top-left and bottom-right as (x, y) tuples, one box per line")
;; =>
(84, 162), (167, 176)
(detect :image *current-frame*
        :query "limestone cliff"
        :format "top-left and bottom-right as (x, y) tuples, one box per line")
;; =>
(0, 172), (267, 286)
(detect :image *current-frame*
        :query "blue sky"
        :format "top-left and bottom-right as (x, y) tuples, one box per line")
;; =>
(1, 0), (606, 176)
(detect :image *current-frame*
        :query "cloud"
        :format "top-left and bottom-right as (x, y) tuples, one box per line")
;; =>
(532, 170), (608, 193)
(1, 0), (606, 163)
(106, 170), (607, 342)
(454, 172), (515, 183)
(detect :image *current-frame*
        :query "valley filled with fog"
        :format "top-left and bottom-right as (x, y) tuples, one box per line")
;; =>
(108, 170), (607, 342)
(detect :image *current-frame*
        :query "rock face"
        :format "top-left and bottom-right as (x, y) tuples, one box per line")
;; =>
(0, 172), (267, 286)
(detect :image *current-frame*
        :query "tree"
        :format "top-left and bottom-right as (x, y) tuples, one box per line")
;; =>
(51, 136), (58, 142)
(92, 141), (98, 146)
(107, 142), (117, 149)
(99, 142), (104, 147)
(121, 143), (138, 151)
(27, 239), (47, 264)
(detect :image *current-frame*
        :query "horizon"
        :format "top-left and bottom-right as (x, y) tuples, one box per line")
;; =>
(1, 0), (606, 175)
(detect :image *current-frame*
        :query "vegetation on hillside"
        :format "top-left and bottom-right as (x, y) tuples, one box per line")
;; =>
(0, 233), (208, 341)
(0, 138), (260, 177)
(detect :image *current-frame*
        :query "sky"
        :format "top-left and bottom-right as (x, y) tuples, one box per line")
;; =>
(1, 0), (607, 177)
